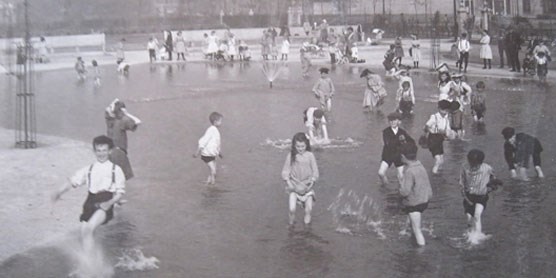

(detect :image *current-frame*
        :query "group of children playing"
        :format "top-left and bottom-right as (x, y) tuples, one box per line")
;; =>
(58, 47), (548, 257)
(299, 64), (547, 247)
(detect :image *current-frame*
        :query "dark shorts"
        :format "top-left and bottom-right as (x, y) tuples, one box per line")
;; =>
(427, 133), (445, 156)
(472, 106), (485, 119)
(382, 156), (404, 167)
(110, 148), (133, 180)
(399, 100), (414, 114)
(80, 192), (114, 225)
(403, 202), (428, 214)
(201, 155), (216, 163)
(148, 49), (156, 58)
(463, 193), (489, 217)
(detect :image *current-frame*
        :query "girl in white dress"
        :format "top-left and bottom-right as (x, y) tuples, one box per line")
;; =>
(479, 30), (493, 69)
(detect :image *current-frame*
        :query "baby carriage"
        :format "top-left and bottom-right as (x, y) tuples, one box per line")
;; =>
(335, 47), (350, 64)
(214, 49), (228, 61)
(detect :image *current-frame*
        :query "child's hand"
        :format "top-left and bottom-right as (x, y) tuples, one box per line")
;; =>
(96, 202), (111, 211)
(192, 153), (198, 158)
(51, 191), (62, 203)
(218, 153), (223, 159)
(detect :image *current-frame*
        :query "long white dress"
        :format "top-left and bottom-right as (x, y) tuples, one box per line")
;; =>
(479, 35), (492, 59)
(207, 34), (219, 55)
(227, 36), (238, 56)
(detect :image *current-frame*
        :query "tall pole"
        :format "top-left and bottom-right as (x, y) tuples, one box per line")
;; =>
(453, 0), (458, 40)
(15, 0), (37, 149)
(382, 0), (385, 15)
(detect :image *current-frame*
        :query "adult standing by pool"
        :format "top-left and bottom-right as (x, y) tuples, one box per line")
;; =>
(164, 30), (173, 61)
(497, 30), (506, 68)
(147, 36), (158, 63)
(506, 28), (523, 72)
(479, 30), (492, 69)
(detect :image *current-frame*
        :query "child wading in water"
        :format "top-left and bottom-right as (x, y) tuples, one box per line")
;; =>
(92, 60), (101, 87)
(425, 100), (454, 174)
(312, 67), (335, 113)
(379, 112), (414, 185)
(194, 112), (223, 185)
(52, 136), (126, 275)
(470, 81), (487, 123)
(396, 80), (415, 116)
(460, 149), (502, 241)
(399, 142), (432, 246)
(75, 56), (87, 80)
(281, 132), (319, 226)
(360, 69), (387, 113)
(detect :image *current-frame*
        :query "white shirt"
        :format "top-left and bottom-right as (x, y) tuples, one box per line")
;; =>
(198, 125), (221, 157)
(305, 107), (327, 128)
(426, 112), (450, 135)
(458, 39), (470, 52)
(70, 161), (125, 194)
(147, 40), (158, 50)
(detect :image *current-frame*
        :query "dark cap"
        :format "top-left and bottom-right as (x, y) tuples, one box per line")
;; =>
(438, 100), (451, 110)
(387, 112), (402, 121)
(449, 100), (461, 111)
(360, 68), (374, 78)
(313, 109), (324, 119)
(319, 67), (329, 74)
(501, 127), (515, 140)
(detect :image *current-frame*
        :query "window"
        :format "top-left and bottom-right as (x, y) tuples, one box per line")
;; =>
(545, 0), (556, 13)
(523, 0), (531, 13)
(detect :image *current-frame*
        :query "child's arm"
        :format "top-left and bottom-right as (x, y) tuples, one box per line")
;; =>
(121, 108), (142, 126)
(399, 171), (413, 197)
(51, 179), (73, 202)
(52, 169), (86, 202)
(330, 79), (335, 97)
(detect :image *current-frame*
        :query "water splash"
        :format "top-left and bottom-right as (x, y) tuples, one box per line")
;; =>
(59, 234), (115, 278)
(115, 247), (160, 271)
(261, 61), (285, 88)
(263, 138), (362, 150)
(328, 188), (384, 238)
(465, 230), (492, 245)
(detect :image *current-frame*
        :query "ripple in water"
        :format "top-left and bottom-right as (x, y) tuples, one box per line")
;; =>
(262, 137), (362, 150)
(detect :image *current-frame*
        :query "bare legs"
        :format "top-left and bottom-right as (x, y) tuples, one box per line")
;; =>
(288, 192), (313, 226)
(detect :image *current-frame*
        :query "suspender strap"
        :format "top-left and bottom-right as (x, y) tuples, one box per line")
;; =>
(87, 163), (116, 190)
(87, 164), (94, 188)
(112, 163), (116, 184)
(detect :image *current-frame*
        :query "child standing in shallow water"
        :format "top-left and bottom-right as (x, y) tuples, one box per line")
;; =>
(399, 142), (432, 246)
(312, 67), (335, 113)
(460, 149), (502, 238)
(470, 81), (487, 123)
(281, 132), (319, 226)
(360, 69), (387, 113)
(194, 112), (223, 185)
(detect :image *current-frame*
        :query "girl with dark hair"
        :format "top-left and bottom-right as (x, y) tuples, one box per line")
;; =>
(281, 132), (319, 226)
(480, 29), (492, 69)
